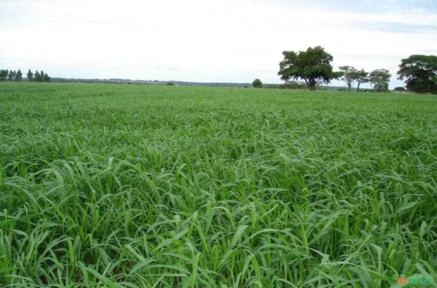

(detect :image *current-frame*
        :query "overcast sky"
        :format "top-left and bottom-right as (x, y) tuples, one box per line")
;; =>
(1, 0), (436, 87)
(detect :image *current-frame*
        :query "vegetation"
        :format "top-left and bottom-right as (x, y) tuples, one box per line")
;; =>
(369, 69), (391, 92)
(27, 69), (34, 82)
(278, 81), (306, 90)
(354, 69), (370, 92)
(338, 67), (370, 92)
(252, 78), (263, 88)
(0, 83), (436, 287)
(0, 69), (50, 82)
(0, 69), (7, 81)
(393, 87), (407, 92)
(0, 69), (22, 82)
(7, 71), (15, 81)
(398, 55), (437, 94)
(33, 70), (51, 82)
(338, 66), (356, 91)
(278, 46), (337, 90)
(277, 48), (437, 93)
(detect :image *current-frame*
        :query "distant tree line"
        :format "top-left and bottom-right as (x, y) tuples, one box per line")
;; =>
(276, 46), (436, 94)
(338, 66), (391, 92)
(27, 69), (51, 82)
(0, 69), (23, 81)
(277, 46), (393, 92)
(0, 69), (50, 82)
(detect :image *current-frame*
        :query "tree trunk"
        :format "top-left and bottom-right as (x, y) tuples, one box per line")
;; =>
(357, 82), (361, 92)
(308, 78), (317, 90)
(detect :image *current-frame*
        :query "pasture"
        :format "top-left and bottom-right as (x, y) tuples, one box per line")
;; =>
(0, 83), (436, 287)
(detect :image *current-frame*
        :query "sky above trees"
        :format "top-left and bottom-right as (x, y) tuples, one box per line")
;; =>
(0, 0), (436, 87)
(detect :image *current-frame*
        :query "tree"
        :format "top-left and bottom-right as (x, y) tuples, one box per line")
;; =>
(8, 70), (16, 81)
(397, 55), (437, 94)
(34, 70), (42, 82)
(351, 69), (369, 92)
(338, 66), (356, 91)
(15, 69), (23, 81)
(43, 72), (50, 82)
(27, 69), (34, 81)
(0, 69), (8, 81)
(369, 69), (391, 92)
(252, 78), (262, 88)
(278, 46), (336, 90)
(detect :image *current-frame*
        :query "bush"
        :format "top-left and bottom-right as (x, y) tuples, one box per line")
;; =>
(252, 79), (263, 88)
(278, 81), (305, 90)
(393, 87), (407, 92)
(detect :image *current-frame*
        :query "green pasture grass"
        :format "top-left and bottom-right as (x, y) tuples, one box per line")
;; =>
(0, 82), (436, 287)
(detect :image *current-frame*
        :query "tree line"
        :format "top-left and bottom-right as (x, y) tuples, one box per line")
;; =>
(275, 46), (437, 94)
(0, 69), (50, 82)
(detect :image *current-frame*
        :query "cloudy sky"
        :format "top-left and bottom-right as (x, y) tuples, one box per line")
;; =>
(1, 0), (436, 87)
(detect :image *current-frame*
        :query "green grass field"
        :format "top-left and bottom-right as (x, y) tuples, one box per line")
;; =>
(1, 83), (436, 287)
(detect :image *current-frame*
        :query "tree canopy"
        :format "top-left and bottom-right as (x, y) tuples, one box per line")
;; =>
(27, 69), (34, 81)
(352, 69), (369, 92)
(0, 70), (8, 81)
(278, 46), (336, 90)
(252, 78), (262, 88)
(338, 67), (370, 92)
(369, 69), (391, 92)
(31, 70), (50, 82)
(15, 69), (23, 81)
(398, 55), (437, 94)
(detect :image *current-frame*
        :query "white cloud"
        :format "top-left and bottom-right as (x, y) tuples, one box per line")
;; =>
(0, 0), (436, 87)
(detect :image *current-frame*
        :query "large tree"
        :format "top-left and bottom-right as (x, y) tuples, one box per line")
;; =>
(278, 46), (336, 90)
(398, 55), (437, 94)
(369, 69), (391, 92)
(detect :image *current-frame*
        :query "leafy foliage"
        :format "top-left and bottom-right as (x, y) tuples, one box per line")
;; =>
(7, 70), (15, 81)
(398, 55), (437, 94)
(252, 78), (263, 88)
(337, 67), (370, 92)
(278, 46), (336, 90)
(27, 69), (34, 81)
(0, 70), (9, 81)
(34, 70), (41, 81)
(369, 69), (391, 92)
(31, 70), (50, 82)
(15, 69), (23, 81)
(351, 69), (369, 91)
